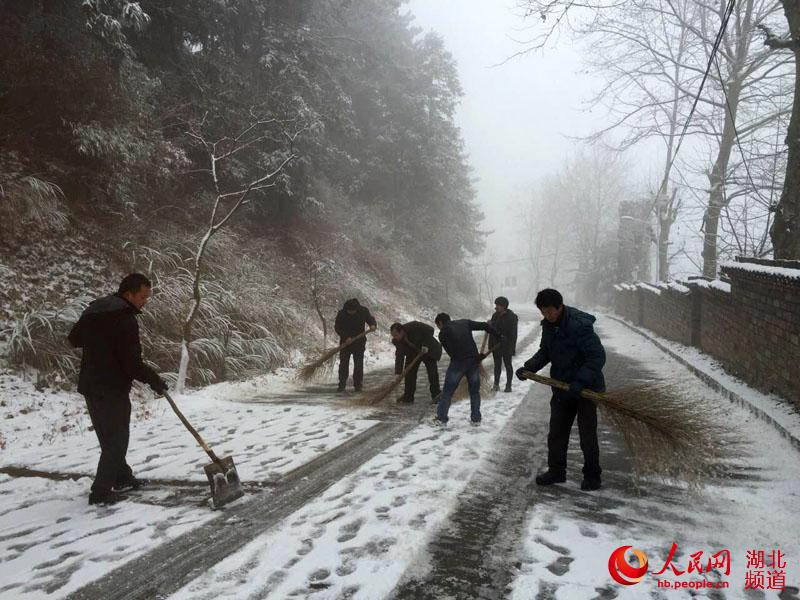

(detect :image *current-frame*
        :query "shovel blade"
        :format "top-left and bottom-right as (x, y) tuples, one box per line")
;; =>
(203, 456), (245, 508)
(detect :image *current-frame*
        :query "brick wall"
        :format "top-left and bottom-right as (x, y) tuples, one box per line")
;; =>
(612, 258), (800, 406)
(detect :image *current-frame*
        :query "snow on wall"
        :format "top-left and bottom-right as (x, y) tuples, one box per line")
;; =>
(612, 259), (800, 406)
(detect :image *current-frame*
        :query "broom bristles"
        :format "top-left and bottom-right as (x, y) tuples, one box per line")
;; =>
(360, 351), (425, 405)
(297, 345), (342, 381)
(452, 346), (500, 401)
(361, 375), (403, 405)
(296, 330), (372, 381)
(452, 363), (493, 400)
(523, 372), (737, 485)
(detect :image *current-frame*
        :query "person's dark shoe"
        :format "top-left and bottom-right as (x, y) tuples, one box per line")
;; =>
(336, 385), (346, 393)
(470, 420), (481, 427)
(581, 478), (602, 491)
(432, 416), (447, 427)
(354, 385), (363, 392)
(396, 396), (414, 404)
(113, 477), (146, 492)
(492, 383), (500, 392)
(504, 384), (512, 393)
(430, 392), (442, 405)
(535, 471), (567, 486)
(89, 491), (128, 506)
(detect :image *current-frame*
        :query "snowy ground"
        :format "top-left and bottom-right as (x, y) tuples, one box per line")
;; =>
(509, 316), (800, 600)
(0, 355), (390, 598)
(169, 382), (535, 599)
(1, 312), (798, 599)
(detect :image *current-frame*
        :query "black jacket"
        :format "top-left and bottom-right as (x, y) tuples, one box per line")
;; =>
(522, 306), (606, 395)
(489, 309), (518, 355)
(334, 306), (377, 351)
(68, 294), (163, 396)
(439, 319), (499, 361)
(393, 321), (442, 374)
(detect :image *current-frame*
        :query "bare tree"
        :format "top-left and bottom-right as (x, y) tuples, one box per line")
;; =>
(520, 0), (793, 274)
(175, 112), (306, 393)
(759, 13), (800, 259)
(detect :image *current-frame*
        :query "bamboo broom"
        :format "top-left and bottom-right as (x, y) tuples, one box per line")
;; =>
(452, 342), (502, 400)
(521, 371), (736, 484)
(360, 349), (426, 405)
(297, 329), (375, 381)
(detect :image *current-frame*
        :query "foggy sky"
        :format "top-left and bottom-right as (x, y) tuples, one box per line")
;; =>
(405, 1), (659, 260)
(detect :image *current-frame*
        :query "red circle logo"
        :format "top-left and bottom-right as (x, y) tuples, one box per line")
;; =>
(608, 545), (649, 585)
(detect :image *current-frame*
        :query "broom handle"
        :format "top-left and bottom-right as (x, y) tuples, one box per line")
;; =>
(163, 391), (224, 468)
(389, 349), (426, 391)
(481, 342), (502, 360)
(521, 371), (569, 391)
(480, 332), (488, 353)
(337, 328), (375, 352)
(367, 349), (426, 405)
(520, 371), (605, 401)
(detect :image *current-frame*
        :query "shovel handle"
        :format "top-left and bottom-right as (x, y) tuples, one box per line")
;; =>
(163, 391), (224, 469)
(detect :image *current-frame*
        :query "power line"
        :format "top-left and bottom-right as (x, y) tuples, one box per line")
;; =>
(665, 0), (738, 176)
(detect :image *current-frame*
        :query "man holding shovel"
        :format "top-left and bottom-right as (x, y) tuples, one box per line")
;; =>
(334, 298), (377, 392)
(68, 273), (168, 506)
(516, 288), (606, 491)
(390, 321), (442, 404)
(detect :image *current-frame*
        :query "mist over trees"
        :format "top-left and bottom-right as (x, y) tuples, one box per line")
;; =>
(517, 0), (799, 284)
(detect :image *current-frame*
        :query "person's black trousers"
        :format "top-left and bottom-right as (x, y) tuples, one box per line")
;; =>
(85, 392), (134, 494)
(492, 350), (514, 387)
(547, 393), (601, 479)
(403, 356), (441, 401)
(338, 346), (365, 389)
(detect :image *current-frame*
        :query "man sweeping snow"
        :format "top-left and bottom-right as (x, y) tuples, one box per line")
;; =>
(334, 298), (377, 392)
(433, 313), (502, 426)
(68, 273), (168, 506)
(516, 288), (606, 491)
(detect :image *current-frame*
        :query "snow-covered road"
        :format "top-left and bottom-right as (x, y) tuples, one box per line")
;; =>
(1, 313), (798, 599)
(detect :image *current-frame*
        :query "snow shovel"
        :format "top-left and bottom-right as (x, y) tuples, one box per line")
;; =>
(163, 391), (244, 509)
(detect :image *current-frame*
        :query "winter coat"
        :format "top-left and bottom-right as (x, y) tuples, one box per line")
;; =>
(438, 319), (499, 361)
(522, 306), (606, 395)
(488, 309), (518, 355)
(334, 306), (377, 351)
(68, 294), (163, 396)
(393, 321), (442, 374)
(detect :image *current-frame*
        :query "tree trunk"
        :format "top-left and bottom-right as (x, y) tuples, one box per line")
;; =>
(771, 12), (800, 258)
(658, 218), (672, 281)
(702, 77), (743, 278)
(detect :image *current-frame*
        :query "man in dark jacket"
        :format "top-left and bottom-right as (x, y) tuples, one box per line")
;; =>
(334, 298), (377, 392)
(68, 273), (168, 506)
(516, 288), (606, 491)
(390, 321), (442, 404)
(434, 313), (502, 426)
(488, 296), (518, 393)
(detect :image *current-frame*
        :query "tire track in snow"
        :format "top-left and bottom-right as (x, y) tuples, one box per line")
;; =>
(68, 420), (413, 600)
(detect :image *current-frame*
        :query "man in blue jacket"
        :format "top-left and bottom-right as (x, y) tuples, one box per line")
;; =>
(434, 313), (502, 426)
(517, 289), (606, 491)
